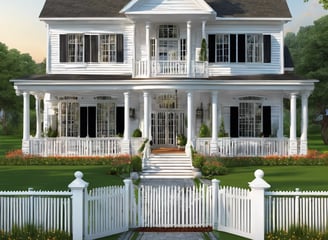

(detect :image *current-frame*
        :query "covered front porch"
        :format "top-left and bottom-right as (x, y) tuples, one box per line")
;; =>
(12, 76), (315, 157)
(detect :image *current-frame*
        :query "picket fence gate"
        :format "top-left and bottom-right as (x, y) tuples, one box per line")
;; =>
(3, 170), (328, 240)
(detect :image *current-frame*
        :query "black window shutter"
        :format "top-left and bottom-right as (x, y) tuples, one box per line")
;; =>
(263, 106), (271, 137)
(230, 34), (236, 63)
(116, 34), (124, 63)
(84, 35), (91, 62)
(230, 107), (239, 138)
(208, 34), (216, 63)
(91, 35), (98, 62)
(59, 35), (67, 62)
(238, 34), (245, 63)
(263, 35), (271, 63)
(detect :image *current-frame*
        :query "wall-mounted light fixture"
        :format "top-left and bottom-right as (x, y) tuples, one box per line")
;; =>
(129, 108), (135, 119)
(196, 103), (203, 120)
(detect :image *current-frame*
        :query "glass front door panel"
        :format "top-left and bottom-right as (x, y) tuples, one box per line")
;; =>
(151, 111), (185, 146)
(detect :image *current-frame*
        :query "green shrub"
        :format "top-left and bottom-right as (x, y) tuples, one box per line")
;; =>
(199, 123), (210, 137)
(192, 154), (205, 169)
(132, 129), (142, 137)
(0, 224), (71, 240)
(266, 224), (328, 240)
(201, 158), (228, 176)
(131, 155), (142, 172)
(177, 134), (187, 146)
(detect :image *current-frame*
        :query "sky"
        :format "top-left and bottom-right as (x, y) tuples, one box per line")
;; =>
(0, 0), (327, 63)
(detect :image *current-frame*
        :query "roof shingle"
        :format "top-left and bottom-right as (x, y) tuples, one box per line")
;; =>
(39, 0), (291, 19)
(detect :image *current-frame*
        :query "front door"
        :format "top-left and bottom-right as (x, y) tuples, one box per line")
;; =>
(80, 106), (96, 137)
(151, 111), (185, 147)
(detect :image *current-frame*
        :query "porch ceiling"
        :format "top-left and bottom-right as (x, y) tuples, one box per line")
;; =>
(11, 73), (318, 96)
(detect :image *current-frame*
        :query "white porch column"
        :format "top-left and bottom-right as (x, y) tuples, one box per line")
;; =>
(187, 21), (192, 77)
(145, 22), (151, 78)
(202, 21), (206, 39)
(34, 94), (42, 138)
(289, 93), (298, 155)
(143, 92), (150, 139)
(211, 91), (218, 154)
(300, 92), (310, 155)
(186, 91), (194, 153)
(22, 92), (30, 154)
(122, 92), (131, 154)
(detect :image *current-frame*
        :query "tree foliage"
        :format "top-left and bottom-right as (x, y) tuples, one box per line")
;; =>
(0, 42), (40, 135)
(305, 0), (328, 9)
(285, 15), (328, 144)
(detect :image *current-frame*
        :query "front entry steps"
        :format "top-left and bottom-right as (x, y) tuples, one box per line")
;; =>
(141, 152), (194, 179)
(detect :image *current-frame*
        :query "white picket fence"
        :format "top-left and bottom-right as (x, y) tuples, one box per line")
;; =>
(218, 186), (252, 239)
(2, 170), (328, 240)
(265, 190), (328, 233)
(138, 184), (212, 228)
(0, 189), (72, 233)
(85, 186), (129, 240)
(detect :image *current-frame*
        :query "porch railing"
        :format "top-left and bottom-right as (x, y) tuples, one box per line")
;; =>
(134, 60), (208, 78)
(195, 137), (290, 157)
(29, 137), (122, 157)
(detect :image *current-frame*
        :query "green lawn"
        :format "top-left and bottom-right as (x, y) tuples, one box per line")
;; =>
(216, 165), (328, 191)
(0, 165), (125, 191)
(0, 135), (21, 157)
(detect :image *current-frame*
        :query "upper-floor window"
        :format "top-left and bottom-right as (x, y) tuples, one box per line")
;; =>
(60, 33), (124, 63)
(159, 25), (178, 38)
(208, 34), (271, 64)
(67, 34), (84, 62)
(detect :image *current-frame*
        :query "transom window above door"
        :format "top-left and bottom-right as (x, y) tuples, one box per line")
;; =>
(158, 25), (178, 38)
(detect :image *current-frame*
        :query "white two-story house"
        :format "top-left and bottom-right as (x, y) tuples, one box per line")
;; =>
(12, 0), (317, 159)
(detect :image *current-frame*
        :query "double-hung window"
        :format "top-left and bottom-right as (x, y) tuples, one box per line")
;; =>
(216, 34), (230, 62)
(67, 34), (84, 62)
(247, 34), (263, 63)
(60, 33), (124, 63)
(208, 33), (271, 64)
(100, 34), (118, 62)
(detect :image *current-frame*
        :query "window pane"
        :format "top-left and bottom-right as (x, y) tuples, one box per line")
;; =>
(100, 34), (117, 62)
(246, 34), (263, 63)
(216, 34), (229, 62)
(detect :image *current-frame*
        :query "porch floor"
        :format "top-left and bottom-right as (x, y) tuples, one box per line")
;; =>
(151, 147), (185, 154)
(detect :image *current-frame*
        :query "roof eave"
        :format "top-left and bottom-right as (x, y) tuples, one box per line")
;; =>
(40, 17), (128, 21)
(216, 17), (292, 22)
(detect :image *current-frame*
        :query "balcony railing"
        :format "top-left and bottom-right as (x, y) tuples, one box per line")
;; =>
(134, 60), (208, 78)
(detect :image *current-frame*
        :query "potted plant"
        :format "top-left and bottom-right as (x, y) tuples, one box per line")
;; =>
(199, 38), (207, 62)
(177, 134), (187, 149)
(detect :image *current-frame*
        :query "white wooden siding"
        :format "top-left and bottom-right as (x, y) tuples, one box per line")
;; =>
(48, 22), (134, 75)
(206, 22), (284, 76)
(47, 20), (285, 76)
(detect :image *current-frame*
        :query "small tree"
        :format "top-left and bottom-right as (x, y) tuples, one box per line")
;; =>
(199, 38), (207, 62)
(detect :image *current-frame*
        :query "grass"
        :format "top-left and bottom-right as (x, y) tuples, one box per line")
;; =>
(0, 135), (21, 157)
(216, 165), (328, 191)
(0, 165), (125, 191)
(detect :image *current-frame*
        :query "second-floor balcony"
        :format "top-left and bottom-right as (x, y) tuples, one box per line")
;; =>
(134, 60), (208, 78)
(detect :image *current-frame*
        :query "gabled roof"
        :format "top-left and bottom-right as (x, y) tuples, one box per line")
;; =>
(39, 0), (291, 19)
(39, 0), (128, 18)
(206, 0), (291, 18)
